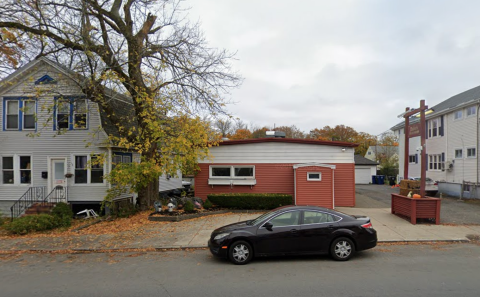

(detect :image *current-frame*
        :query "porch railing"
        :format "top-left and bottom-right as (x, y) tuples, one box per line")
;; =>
(10, 186), (46, 219)
(43, 186), (68, 205)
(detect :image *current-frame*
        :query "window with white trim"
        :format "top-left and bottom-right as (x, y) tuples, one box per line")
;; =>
(3, 99), (36, 130)
(466, 106), (476, 117)
(22, 100), (36, 130)
(454, 110), (463, 120)
(429, 154), (443, 171)
(209, 165), (255, 178)
(57, 99), (70, 129)
(1, 155), (31, 184)
(2, 156), (14, 184)
(307, 172), (322, 181)
(6, 100), (19, 129)
(467, 147), (476, 158)
(112, 152), (133, 170)
(428, 118), (441, 137)
(409, 155), (416, 164)
(73, 99), (87, 129)
(455, 149), (463, 159)
(74, 155), (104, 184)
(55, 98), (88, 130)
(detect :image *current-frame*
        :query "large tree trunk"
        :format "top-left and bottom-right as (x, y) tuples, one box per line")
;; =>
(137, 179), (159, 210)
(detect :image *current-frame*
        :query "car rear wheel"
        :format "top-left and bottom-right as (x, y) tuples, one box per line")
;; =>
(330, 237), (355, 261)
(229, 240), (253, 265)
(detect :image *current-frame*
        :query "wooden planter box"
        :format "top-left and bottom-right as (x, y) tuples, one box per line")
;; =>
(391, 194), (441, 225)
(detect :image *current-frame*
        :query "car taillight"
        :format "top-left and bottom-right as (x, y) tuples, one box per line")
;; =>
(434, 182), (438, 185)
(361, 222), (373, 229)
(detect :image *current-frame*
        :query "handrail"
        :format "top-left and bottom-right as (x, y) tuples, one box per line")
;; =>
(10, 186), (46, 220)
(43, 186), (68, 205)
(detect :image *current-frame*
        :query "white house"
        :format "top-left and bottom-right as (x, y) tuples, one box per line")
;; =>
(0, 58), (180, 217)
(391, 85), (480, 198)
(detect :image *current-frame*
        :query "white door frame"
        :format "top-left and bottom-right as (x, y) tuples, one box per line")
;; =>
(48, 157), (67, 200)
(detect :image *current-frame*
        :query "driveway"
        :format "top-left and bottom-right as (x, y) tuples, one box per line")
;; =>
(355, 184), (480, 225)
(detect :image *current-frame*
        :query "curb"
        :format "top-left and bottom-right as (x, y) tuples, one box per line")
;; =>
(0, 239), (471, 254)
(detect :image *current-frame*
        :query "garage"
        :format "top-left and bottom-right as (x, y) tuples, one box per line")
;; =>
(354, 155), (377, 184)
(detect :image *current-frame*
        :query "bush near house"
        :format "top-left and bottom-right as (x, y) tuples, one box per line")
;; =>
(203, 199), (213, 209)
(51, 202), (74, 227)
(4, 214), (59, 235)
(207, 193), (293, 210)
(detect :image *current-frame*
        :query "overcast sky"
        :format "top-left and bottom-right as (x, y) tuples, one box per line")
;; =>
(188, 0), (480, 135)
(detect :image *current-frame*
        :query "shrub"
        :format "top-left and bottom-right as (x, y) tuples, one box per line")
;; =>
(184, 200), (195, 212)
(0, 211), (5, 226)
(5, 214), (59, 235)
(203, 199), (213, 209)
(52, 202), (74, 227)
(207, 193), (293, 210)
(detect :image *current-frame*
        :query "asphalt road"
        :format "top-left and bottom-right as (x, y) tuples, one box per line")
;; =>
(1, 243), (479, 297)
(355, 184), (480, 224)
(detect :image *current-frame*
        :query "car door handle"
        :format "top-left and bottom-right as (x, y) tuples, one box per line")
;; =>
(328, 225), (334, 229)
(290, 229), (298, 233)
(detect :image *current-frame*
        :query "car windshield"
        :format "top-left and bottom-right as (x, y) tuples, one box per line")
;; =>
(247, 209), (281, 225)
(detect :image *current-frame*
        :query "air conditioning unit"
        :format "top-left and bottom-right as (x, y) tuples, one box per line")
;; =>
(446, 161), (453, 171)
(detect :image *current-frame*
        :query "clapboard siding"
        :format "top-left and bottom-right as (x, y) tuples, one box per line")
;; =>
(195, 163), (295, 200)
(0, 60), (110, 203)
(295, 166), (333, 208)
(195, 162), (355, 208)
(446, 106), (478, 183)
(159, 170), (183, 192)
(333, 163), (356, 207)
(201, 143), (354, 164)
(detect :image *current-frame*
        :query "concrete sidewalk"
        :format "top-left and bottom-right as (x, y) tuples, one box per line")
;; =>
(0, 208), (478, 253)
(337, 207), (480, 242)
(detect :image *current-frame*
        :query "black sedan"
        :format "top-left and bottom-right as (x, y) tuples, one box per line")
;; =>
(208, 205), (377, 265)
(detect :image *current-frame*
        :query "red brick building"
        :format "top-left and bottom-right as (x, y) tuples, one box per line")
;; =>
(195, 138), (358, 208)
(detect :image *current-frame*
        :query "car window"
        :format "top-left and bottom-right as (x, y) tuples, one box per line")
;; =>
(303, 211), (335, 224)
(268, 211), (301, 227)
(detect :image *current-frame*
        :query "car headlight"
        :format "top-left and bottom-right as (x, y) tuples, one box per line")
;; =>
(214, 233), (230, 241)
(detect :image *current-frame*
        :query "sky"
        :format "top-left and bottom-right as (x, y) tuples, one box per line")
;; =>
(188, 0), (480, 136)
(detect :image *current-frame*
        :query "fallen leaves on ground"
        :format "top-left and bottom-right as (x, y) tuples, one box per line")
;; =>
(0, 210), (162, 239)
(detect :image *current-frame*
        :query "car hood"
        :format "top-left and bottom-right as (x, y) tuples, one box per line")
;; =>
(213, 220), (252, 233)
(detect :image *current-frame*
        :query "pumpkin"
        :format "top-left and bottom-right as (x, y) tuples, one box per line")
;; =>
(412, 194), (421, 199)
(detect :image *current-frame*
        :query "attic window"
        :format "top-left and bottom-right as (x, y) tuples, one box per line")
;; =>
(34, 75), (57, 85)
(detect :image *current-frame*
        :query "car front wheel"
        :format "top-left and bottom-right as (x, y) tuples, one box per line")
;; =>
(330, 237), (355, 261)
(229, 240), (253, 265)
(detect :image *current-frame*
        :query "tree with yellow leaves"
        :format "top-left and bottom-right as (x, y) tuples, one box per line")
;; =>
(0, 0), (241, 209)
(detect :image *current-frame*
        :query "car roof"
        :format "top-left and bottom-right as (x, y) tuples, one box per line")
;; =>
(275, 205), (337, 212)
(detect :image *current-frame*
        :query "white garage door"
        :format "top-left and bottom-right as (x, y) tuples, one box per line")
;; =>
(355, 168), (371, 184)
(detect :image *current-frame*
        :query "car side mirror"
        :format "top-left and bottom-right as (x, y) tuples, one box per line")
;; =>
(263, 222), (273, 231)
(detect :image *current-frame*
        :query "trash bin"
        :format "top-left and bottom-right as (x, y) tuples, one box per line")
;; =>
(377, 175), (385, 185)
(388, 176), (396, 186)
(371, 175), (377, 184)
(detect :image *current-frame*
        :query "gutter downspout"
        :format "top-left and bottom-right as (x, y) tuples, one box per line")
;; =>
(332, 168), (335, 209)
(294, 167), (297, 205)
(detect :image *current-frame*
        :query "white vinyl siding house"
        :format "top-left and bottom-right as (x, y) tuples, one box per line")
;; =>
(391, 86), (480, 198)
(0, 58), (146, 216)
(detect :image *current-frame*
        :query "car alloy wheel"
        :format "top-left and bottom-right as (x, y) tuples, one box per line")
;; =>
(331, 237), (355, 261)
(229, 240), (253, 265)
